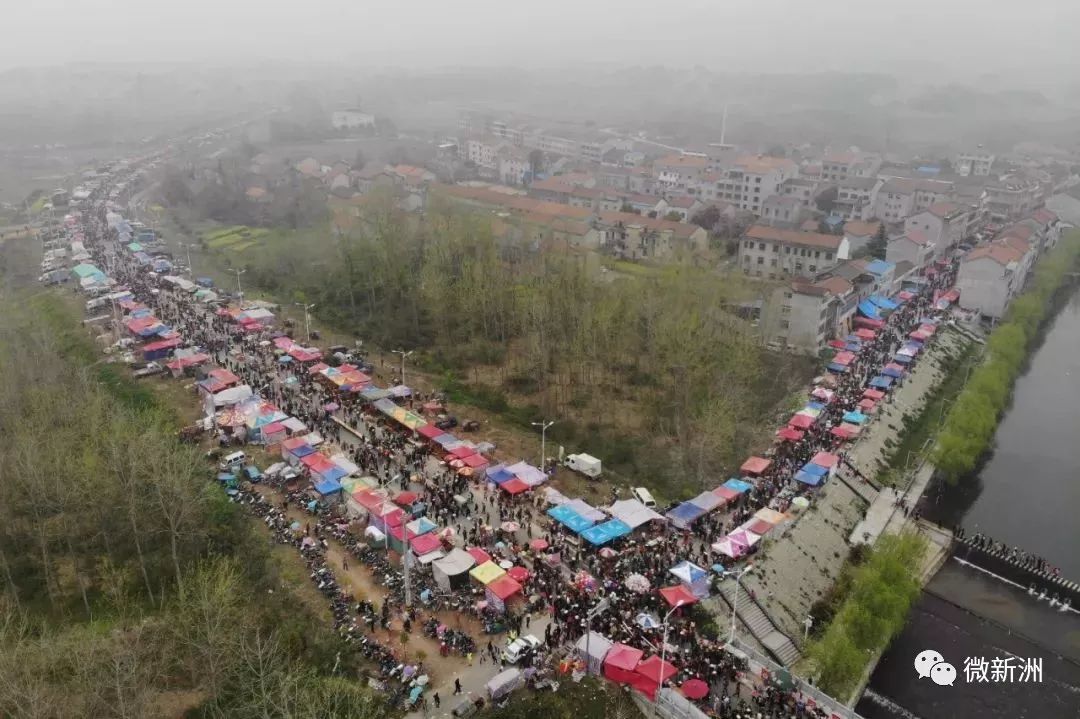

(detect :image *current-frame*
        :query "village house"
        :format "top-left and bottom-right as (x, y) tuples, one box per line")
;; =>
(842, 220), (882, 255)
(873, 178), (954, 223)
(886, 230), (933, 268)
(738, 225), (848, 280)
(653, 154), (710, 194)
(595, 211), (708, 261)
(654, 195), (704, 222)
(821, 151), (882, 182)
(760, 275), (855, 354)
(903, 202), (972, 258)
(701, 155), (799, 214)
(760, 195), (805, 227)
(832, 177), (882, 221)
(956, 243), (1030, 319)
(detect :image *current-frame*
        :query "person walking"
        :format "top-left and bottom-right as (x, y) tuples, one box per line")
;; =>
(453, 678), (462, 695)
(433, 693), (440, 708)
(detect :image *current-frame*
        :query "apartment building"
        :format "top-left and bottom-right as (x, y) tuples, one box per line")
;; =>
(654, 154), (710, 193)
(842, 220), (882, 255)
(700, 155), (799, 214)
(761, 276), (854, 354)
(903, 202), (972, 257)
(874, 178), (954, 223)
(821, 151), (882, 182)
(984, 174), (1046, 223)
(760, 195), (805, 227)
(595, 211), (709, 260)
(956, 243), (1030, 319)
(780, 177), (821, 207)
(833, 177), (882, 221)
(886, 230), (933, 268)
(954, 151), (995, 177)
(738, 225), (848, 279)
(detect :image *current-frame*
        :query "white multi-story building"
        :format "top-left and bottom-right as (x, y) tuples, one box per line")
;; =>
(331, 109), (376, 130)
(738, 224), (849, 280)
(954, 152), (995, 177)
(821, 151), (882, 182)
(833, 177), (883, 221)
(874, 178), (954, 223)
(697, 155), (799, 214)
(904, 202), (972, 258)
(957, 242), (1030, 319)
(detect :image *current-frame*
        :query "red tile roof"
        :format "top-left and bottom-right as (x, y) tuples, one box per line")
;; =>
(964, 244), (1024, 266)
(733, 155), (797, 175)
(927, 202), (963, 219)
(655, 154), (708, 170)
(597, 211), (702, 239)
(843, 220), (881, 237)
(898, 230), (930, 246)
(1031, 208), (1057, 225)
(744, 224), (843, 250)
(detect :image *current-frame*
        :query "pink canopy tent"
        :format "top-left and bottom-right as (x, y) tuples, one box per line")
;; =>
(659, 585), (698, 608)
(740, 457), (772, 476)
(776, 427), (805, 442)
(810, 451), (840, 469)
(788, 414), (814, 430)
(862, 388), (885, 400)
(712, 485), (740, 502)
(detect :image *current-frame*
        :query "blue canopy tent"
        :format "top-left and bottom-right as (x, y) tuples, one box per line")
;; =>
(881, 366), (904, 378)
(857, 300), (881, 319)
(547, 505), (596, 533)
(892, 353), (913, 365)
(826, 362), (849, 373)
(806, 401), (826, 411)
(801, 463), (829, 478)
(316, 465), (348, 483)
(289, 444), (316, 458)
(314, 479), (343, 496)
(666, 502), (707, 530)
(869, 295), (899, 311)
(581, 519), (632, 546)
(722, 478), (754, 494)
(842, 411), (868, 424)
(433, 434), (460, 448)
(486, 464), (515, 485)
(844, 342), (863, 352)
(869, 375), (894, 389)
(795, 470), (823, 486)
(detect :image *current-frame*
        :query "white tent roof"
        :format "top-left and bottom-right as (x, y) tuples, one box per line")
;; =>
(330, 453), (360, 476)
(565, 498), (607, 522)
(607, 499), (664, 529)
(212, 385), (253, 407)
(432, 548), (475, 576)
(574, 631), (613, 662)
(689, 491), (722, 512)
(282, 417), (307, 433)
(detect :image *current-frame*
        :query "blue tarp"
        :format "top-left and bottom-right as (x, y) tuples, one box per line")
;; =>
(845, 342), (863, 352)
(316, 465), (348, 483)
(581, 519), (632, 546)
(722, 478), (754, 493)
(869, 375), (894, 388)
(487, 465), (515, 485)
(314, 479), (343, 495)
(359, 386), (392, 401)
(289, 444), (316, 458)
(842, 411), (868, 424)
(892, 353), (913, 364)
(795, 470), (823, 486)
(666, 502), (707, 528)
(857, 300), (881, 319)
(869, 295), (899, 311)
(882, 366), (904, 378)
(547, 505), (595, 533)
(865, 259), (894, 277)
(433, 433), (458, 447)
(801, 463), (829, 477)
(827, 362), (849, 373)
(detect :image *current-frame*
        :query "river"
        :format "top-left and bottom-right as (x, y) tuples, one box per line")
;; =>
(857, 283), (1080, 719)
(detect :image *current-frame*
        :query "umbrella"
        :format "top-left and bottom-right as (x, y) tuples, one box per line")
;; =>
(438, 527), (456, 539)
(529, 538), (549, 551)
(681, 678), (709, 700)
(598, 547), (618, 558)
(457, 467), (474, 477)
(500, 521), (520, 533)
(498, 560), (514, 570)
(625, 573), (651, 593)
(290, 520), (301, 531)
(449, 459), (465, 468)
(323, 402), (339, 412)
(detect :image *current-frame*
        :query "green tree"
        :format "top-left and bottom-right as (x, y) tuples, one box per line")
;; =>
(867, 223), (888, 260)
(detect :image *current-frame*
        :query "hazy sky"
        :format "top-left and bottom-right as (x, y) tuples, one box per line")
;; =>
(5, 0), (1078, 81)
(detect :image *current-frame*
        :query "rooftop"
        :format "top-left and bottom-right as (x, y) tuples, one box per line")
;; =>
(655, 154), (709, 170)
(926, 201), (964, 219)
(744, 224), (843, 250)
(733, 155), (798, 175)
(964, 244), (1024, 266)
(597, 211), (701, 239)
(843, 220), (881, 237)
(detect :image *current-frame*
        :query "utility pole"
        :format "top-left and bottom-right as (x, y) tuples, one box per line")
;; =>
(295, 302), (315, 343)
(403, 522), (412, 607)
(727, 565), (754, 644)
(232, 268), (246, 304)
(531, 419), (555, 469)
(391, 349), (414, 387)
(180, 242), (193, 277)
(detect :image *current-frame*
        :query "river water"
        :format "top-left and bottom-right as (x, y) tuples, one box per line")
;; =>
(857, 283), (1080, 719)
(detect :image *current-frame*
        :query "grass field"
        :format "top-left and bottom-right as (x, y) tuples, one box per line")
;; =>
(201, 226), (269, 250)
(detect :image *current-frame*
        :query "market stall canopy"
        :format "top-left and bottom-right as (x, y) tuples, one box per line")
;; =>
(788, 414), (815, 430)
(547, 505), (596, 533)
(688, 491), (723, 513)
(506, 566), (530, 582)
(665, 502), (706, 529)
(606, 499), (664, 529)
(832, 351), (856, 366)
(313, 479), (342, 495)
(602, 643), (644, 684)
(712, 538), (748, 558)
(712, 485), (740, 502)
(869, 376), (893, 389)
(406, 516), (437, 536)
(740, 456), (772, 475)
(565, 498), (608, 523)
(659, 585), (698, 607)
(722, 478), (753, 494)
(575, 632), (613, 675)
(862, 388), (885, 401)
(795, 470), (823, 486)
(486, 464), (514, 485)
(469, 561), (505, 585)
(842, 411), (868, 424)
(776, 427), (804, 442)
(727, 528), (761, 548)
(681, 679), (709, 700)
(633, 655), (679, 699)
(486, 574), (522, 601)
(743, 518), (774, 536)
(581, 519), (632, 546)
(500, 478), (530, 495)
(810, 452), (839, 469)
(410, 533), (442, 556)
(801, 462), (829, 477)
(669, 561), (707, 586)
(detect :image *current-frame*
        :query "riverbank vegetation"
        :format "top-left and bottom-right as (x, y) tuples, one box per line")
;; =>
(165, 189), (817, 497)
(0, 287), (386, 718)
(804, 533), (927, 700)
(932, 233), (1080, 482)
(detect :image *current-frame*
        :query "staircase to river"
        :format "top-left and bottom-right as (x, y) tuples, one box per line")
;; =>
(714, 580), (802, 666)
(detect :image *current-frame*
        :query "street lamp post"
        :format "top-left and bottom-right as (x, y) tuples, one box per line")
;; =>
(232, 268), (246, 304)
(295, 303), (315, 343)
(659, 600), (685, 700)
(727, 565), (754, 645)
(391, 349), (414, 387)
(531, 419), (555, 469)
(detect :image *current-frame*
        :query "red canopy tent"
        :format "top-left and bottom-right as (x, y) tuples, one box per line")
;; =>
(507, 566), (530, 582)
(463, 454), (489, 468)
(788, 414), (815, 430)
(501, 478), (529, 494)
(827, 339), (846, 349)
(451, 445), (477, 459)
(858, 398), (876, 411)
(776, 427), (805, 442)
(632, 655), (679, 700)
(854, 328), (877, 340)
(745, 518), (774, 536)
(410, 533), (442, 556)
(740, 456), (772, 476)
(830, 426), (854, 440)
(832, 351), (856, 366)
(810, 451), (840, 469)
(602, 644), (644, 686)
(417, 424), (444, 440)
(713, 485), (740, 502)
(466, 547), (492, 565)
(853, 315), (885, 330)
(659, 585), (698, 608)
(486, 574), (522, 601)
(393, 491), (419, 507)
(862, 388), (885, 401)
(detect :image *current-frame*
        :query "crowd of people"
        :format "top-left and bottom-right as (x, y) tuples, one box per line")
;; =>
(79, 197), (960, 719)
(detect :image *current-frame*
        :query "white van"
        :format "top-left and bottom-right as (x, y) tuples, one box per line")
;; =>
(218, 451), (247, 471)
(631, 487), (656, 508)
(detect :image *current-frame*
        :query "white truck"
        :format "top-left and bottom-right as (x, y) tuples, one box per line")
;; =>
(565, 453), (602, 479)
(501, 635), (541, 665)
